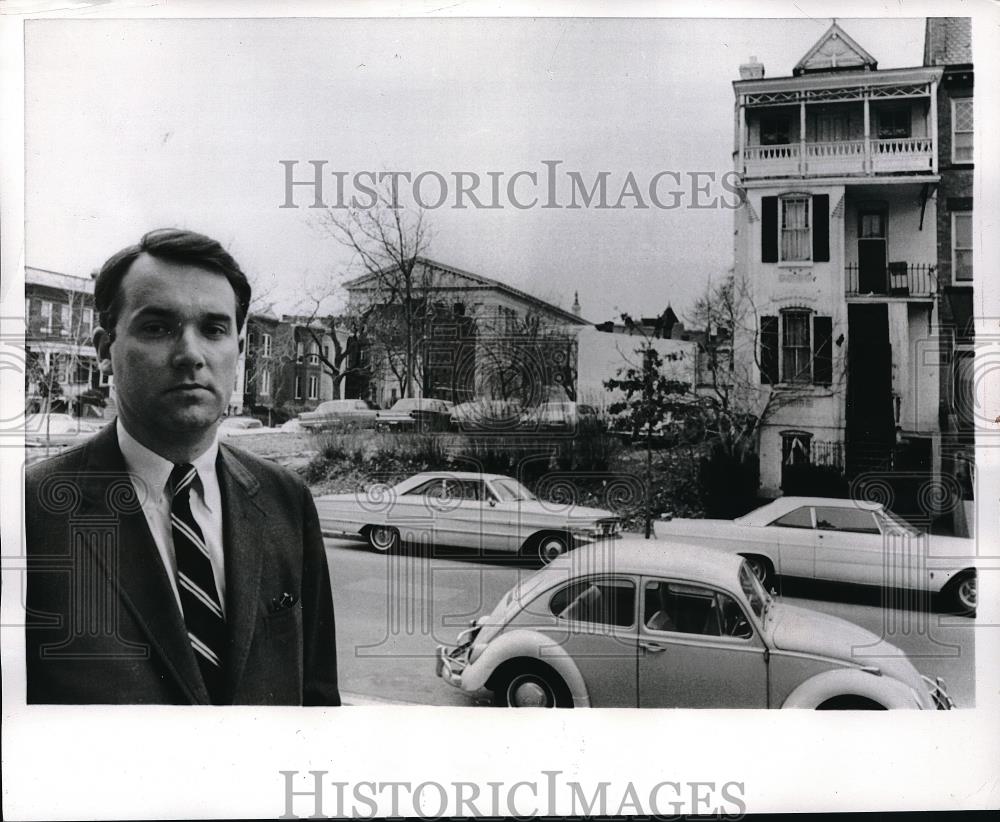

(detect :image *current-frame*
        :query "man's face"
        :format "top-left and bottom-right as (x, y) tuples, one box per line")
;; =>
(98, 253), (241, 445)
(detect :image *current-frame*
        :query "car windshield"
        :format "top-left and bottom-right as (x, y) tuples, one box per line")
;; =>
(738, 562), (770, 620)
(489, 478), (536, 502)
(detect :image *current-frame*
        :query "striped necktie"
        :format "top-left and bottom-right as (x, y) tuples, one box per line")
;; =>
(168, 463), (227, 703)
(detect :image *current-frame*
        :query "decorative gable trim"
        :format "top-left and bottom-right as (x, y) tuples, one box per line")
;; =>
(793, 22), (877, 76)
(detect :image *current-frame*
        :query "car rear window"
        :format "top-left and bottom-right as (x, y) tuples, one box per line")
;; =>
(769, 507), (813, 529)
(814, 506), (880, 534)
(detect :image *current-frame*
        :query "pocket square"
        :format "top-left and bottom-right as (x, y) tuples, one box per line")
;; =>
(269, 592), (299, 613)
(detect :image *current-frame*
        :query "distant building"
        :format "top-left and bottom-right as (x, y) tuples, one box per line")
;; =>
(925, 16), (975, 535)
(344, 257), (588, 408)
(25, 266), (107, 417)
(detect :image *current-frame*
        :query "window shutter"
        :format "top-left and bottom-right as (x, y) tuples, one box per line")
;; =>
(760, 316), (779, 384)
(761, 197), (778, 262)
(813, 315), (832, 385)
(812, 194), (829, 262)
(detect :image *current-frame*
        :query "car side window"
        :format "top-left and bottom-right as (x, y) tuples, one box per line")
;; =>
(769, 507), (813, 529)
(643, 581), (752, 639)
(404, 479), (445, 497)
(814, 507), (880, 534)
(550, 579), (635, 627)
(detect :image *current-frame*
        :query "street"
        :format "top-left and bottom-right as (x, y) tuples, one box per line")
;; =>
(324, 538), (976, 709)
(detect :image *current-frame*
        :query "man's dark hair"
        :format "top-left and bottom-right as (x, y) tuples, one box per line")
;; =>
(94, 228), (253, 333)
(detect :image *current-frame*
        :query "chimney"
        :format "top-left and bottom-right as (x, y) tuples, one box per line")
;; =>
(739, 56), (764, 80)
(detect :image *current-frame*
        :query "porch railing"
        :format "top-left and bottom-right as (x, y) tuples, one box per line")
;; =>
(742, 136), (935, 177)
(845, 262), (936, 298)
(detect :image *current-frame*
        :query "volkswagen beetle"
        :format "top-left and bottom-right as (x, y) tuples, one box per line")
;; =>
(436, 539), (955, 709)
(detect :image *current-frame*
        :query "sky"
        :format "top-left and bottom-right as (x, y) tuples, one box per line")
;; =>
(24, 16), (926, 325)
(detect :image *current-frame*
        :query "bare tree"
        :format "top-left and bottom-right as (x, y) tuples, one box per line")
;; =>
(314, 179), (434, 399)
(472, 307), (579, 406)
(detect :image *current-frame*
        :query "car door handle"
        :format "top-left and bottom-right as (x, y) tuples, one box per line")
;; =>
(639, 640), (667, 653)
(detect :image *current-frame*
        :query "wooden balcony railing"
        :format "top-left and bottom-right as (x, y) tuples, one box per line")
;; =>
(742, 136), (935, 178)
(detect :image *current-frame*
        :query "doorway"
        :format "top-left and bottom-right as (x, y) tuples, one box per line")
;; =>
(858, 208), (888, 294)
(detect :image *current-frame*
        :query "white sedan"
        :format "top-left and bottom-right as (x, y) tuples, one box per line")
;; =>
(314, 471), (622, 564)
(655, 497), (978, 614)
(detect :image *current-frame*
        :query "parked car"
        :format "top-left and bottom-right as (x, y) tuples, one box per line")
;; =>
(376, 398), (454, 432)
(518, 401), (602, 433)
(24, 413), (103, 447)
(218, 416), (269, 437)
(298, 398), (378, 432)
(279, 418), (305, 434)
(436, 539), (956, 709)
(314, 471), (622, 563)
(450, 399), (523, 432)
(655, 496), (978, 614)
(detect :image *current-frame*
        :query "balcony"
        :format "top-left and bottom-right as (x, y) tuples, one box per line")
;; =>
(743, 137), (935, 179)
(845, 262), (936, 299)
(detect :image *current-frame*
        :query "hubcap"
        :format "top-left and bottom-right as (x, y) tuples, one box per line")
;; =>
(958, 577), (976, 609)
(508, 676), (552, 708)
(539, 539), (566, 563)
(371, 527), (395, 551)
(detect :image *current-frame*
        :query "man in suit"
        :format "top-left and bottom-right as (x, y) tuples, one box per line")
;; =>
(25, 228), (341, 705)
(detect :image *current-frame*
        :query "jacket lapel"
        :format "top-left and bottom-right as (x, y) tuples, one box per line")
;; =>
(217, 445), (266, 698)
(78, 423), (210, 704)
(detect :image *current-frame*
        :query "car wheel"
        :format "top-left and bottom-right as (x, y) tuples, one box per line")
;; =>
(741, 554), (774, 588)
(492, 665), (572, 708)
(815, 696), (887, 710)
(947, 571), (976, 616)
(367, 525), (400, 553)
(532, 533), (570, 566)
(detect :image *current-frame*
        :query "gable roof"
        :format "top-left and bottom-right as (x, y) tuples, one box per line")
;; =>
(343, 256), (589, 325)
(793, 21), (877, 76)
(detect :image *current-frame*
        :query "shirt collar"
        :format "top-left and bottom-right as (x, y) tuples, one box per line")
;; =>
(116, 419), (220, 510)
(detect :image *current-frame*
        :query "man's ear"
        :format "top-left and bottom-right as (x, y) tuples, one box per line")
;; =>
(93, 327), (114, 377)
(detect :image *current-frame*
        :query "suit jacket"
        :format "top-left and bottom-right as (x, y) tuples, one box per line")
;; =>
(25, 422), (340, 705)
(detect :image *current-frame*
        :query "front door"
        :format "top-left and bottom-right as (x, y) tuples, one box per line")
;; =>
(858, 209), (888, 294)
(637, 579), (768, 708)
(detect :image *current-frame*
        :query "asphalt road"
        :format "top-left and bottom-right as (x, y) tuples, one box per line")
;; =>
(324, 537), (977, 709)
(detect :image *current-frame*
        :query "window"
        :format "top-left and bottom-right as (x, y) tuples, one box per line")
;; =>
(814, 506), (880, 534)
(59, 304), (71, 336)
(40, 301), (52, 333)
(876, 106), (910, 139)
(781, 312), (811, 383)
(770, 506), (814, 529)
(760, 114), (791, 146)
(294, 375), (302, 399)
(952, 212), (973, 282)
(74, 359), (92, 385)
(761, 313), (832, 386)
(643, 581), (751, 639)
(307, 375), (319, 400)
(780, 197), (811, 262)
(308, 341), (320, 364)
(403, 478), (446, 497)
(550, 579), (635, 628)
(261, 333), (272, 357)
(952, 98), (973, 163)
(259, 369), (271, 396)
(323, 345), (330, 361)
(82, 307), (93, 333)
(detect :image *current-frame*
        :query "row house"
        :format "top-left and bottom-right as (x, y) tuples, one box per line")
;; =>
(24, 266), (109, 416)
(925, 16), (975, 535)
(732, 22), (947, 507)
(344, 257), (588, 409)
(240, 313), (353, 422)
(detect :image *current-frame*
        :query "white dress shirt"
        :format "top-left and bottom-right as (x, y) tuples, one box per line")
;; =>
(117, 419), (227, 615)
